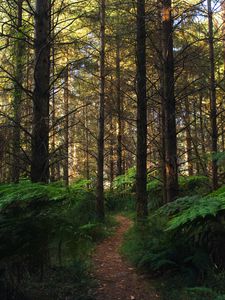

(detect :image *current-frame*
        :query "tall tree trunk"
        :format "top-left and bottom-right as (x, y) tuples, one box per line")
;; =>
(25, 48), (32, 127)
(85, 105), (90, 182)
(193, 101), (200, 174)
(161, 101), (167, 202)
(109, 114), (114, 189)
(207, 0), (218, 189)
(50, 3), (56, 182)
(220, 0), (225, 167)
(63, 65), (69, 186)
(161, 0), (178, 202)
(96, 0), (106, 221)
(136, 0), (148, 220)
(199, 93), (206, 155)
(199, 92), (208, 175)
(116, 35), (123, 176)
(222, 0), (225, 77)
(12, 0), (25, 183)
(31, 0), (51, 183)
(0, 133), (5, 183)
(190, 100), (209, 176)
(221, 113), (225, 152)
(185, 97), (194, 176)
(157, 0), (167, 203)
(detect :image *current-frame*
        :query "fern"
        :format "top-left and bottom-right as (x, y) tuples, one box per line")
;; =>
(179, 176), (210, 197)
(0, 181), (105, 300)
(166, 196), (225, 231)
(158, 187), (225, 269)
(123, 186), (225, 282)
(112, 167), (136, 191)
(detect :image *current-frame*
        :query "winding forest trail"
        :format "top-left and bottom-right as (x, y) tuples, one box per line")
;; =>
(92, 215), (160, 300)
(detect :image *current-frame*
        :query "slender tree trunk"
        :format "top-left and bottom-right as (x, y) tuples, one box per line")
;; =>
(31, 0), (51, 183)
(199, 92), (208, 174)
(109, 114), (114, 189)
(161, 101), (167, 202)
(96, 0), (106, 221)
(56, 161), (61, 180)
(221, 113), (225, 152)
(63, 65), (69, 186)
(189, 100), (208, 176)
(219, 0), (225, 156)
(85, 105), (90, 182)
(50, 4), (56, 182)
(161, 0), (178, 202)
(207, 0), (218, 189)
(12, 0), (25, 183)
(136, 0), (148, 220)
(25, 48), (32, 129)
(193, 101), (200, 174)
(50, 63), (56, 181)
(199, 93), (206, 156)
(157, 0), (167, 203)
(185, 97), (194, 176)
(0, 133), (4, 183)
(222, 0), (225, 77)
(116, 35), (123, 176)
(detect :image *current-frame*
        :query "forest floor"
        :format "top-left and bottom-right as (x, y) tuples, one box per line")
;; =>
(92, 215), (160, 300)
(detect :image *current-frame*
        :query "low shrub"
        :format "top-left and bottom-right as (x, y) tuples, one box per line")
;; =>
(122, 186), (225, 299)
(110, 170), (211, 213)
(0, 181), (102, 300)
(112, 167), (136, 192)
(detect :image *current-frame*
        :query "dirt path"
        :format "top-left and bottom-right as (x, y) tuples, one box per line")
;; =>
(92, 215), (160, 300)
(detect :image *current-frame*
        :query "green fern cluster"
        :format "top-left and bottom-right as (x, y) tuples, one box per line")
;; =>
(112, 167), (136, 191)
(166, 195), (225, 230)
(0, 181), (70, 210)
(179, 176), (210, 196)
(123, 186), (225, 273)
(122, 185), (225, 300)
(0, 181), (101, 300)
(111, 168), (211, 212)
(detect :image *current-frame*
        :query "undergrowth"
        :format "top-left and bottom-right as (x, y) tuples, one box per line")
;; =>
(121, 185), (225, 300)
(106, 167), (211, 212)
(0, 180), (110, 300)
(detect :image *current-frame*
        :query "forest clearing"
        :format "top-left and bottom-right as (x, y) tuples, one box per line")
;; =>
(0, 0), (224, 299)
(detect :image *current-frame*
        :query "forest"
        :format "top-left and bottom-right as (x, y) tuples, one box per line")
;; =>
(0, 0), (224, 299)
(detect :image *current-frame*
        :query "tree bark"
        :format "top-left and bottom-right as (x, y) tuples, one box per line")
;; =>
(50, 3), (56, 182)
(136, 0), (148, 220)
(12, 0), (25, 183)
(161, 0), (178, 202)
(31, 0), (51, 183)
(116, 35), (123, 176)
(85, 105), (90, 182)
(207, 0), (218, 189)
(222, 0), (225, 76)
(160, 90), (168, 202)
(157, 0), (167, 203)
(109, 114), (114, 189)
(199, 92), (208, 175)
(185, 97), (194, 176)
(96, 0), (106, 221)
(63, 65), (69, 186)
